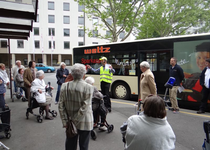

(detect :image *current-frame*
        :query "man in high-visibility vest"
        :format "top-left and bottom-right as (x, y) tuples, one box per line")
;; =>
(87, 56), (115, 112)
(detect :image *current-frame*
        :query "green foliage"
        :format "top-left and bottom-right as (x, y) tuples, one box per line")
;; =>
(135, 0), (210, 39)
(75, 0), (150, 42)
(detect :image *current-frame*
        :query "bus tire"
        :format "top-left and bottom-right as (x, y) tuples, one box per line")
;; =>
(112, 82), (130, 100)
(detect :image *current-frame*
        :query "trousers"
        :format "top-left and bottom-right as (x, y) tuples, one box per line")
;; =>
(169, 86), (179, 110)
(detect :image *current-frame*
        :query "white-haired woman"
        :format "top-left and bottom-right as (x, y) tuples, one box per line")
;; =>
(31, 70), (54, 120)
(59, 63), (93, 150)
(139, 61), (157, 111)
(85, 77), (107, 131)
(0, 63), (10, 88)
(55, 62), (69, 104)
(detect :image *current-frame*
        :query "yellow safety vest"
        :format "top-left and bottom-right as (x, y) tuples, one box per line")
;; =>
(100, 66), (113, 83)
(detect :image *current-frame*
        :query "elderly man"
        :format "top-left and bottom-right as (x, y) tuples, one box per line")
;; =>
(23, 61), (37, 106)
(59, 63), (93, 150)
(139, 61), (157, 111)
(0, 63), (10, 88)
(12, 60), (25, 95)
(87, 56), (115, 112)
(197, 58), (210, 114)
(55, 62), (69, 104)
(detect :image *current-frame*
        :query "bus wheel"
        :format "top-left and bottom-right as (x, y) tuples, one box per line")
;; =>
(113, 82), (130, 100)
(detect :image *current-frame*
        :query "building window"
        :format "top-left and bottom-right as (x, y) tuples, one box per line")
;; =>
(1, 40), (7, 48)
(63, 2), (70, 11)
(48, 15), (55, 23)
(64, 29), (70, 36)
(93, 30), (98, 37)
(36, 14), (39, 22)
(78, 29), (84, 37)
(106, 18), (112, 26)
(64, 16), (70, 24)
(64, 42), (70, 49)
(78, 17), (84, 25)
(78, 4), (85, 12)
(49, 28), (55, 36)
(93, 17), (98, 25)
(48, 1), (54, 10)
(17, 40), (24, 48)
(15, 0), (22, 3)
(78, 42), (84, 46)
(34, 27), (39, 35)
(106, 31), (111, 36)
(119, 31), (125, 39)
(35, 41), (40, 48)
(49, 41), (55, 49)
(92, 42), (98, 44)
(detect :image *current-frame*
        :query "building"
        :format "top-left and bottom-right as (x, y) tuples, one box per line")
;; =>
(0, 0), (131, 67)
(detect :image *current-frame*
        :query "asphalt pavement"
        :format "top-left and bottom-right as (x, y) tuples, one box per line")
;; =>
(1, 72), (210, 150)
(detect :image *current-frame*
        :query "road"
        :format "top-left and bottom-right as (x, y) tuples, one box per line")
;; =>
(1, 72), (209, 150)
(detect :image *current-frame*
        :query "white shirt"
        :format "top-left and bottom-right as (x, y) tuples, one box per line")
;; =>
(204, 67), (210, 88)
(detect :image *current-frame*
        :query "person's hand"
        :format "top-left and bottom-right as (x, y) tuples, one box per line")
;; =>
(11, 77), (13, 81)
(29, 83), (31, 87)
(6, 82), (9, 86)
(38, 89), (42, 94)
(86, 65), (91, 69)
(109, 65), (113, 69)
(50, 86), (54, 90)
(63, 74), (66, 77)
(3, 93), (5, 97)
(0, 80), (2, 84)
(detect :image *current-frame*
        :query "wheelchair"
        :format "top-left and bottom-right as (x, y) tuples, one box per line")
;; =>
(26, 82), (57, 123)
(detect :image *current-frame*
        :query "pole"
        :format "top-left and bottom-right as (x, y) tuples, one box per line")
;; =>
(83, 7), (85, 45)
(51, 53), (52, 66)
(8, 38), (12, 99)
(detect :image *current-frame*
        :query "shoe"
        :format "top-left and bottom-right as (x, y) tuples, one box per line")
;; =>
(108, 108), (111, 112)
(197, 110), (205, 114)
(55, 102), (58, 105)
(99, 125), (107, 131)
(93, 123), (98, 128)
(45, 116), (54, 120)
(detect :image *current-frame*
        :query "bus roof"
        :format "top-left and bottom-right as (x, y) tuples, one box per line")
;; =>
(73, 33), (210, 49)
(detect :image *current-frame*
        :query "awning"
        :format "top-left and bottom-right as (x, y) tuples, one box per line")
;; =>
(0, 0), (38, 39)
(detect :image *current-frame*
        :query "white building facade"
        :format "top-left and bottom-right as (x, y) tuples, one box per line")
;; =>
(0, 0), (130, 67)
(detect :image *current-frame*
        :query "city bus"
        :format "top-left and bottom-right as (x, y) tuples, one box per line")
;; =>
(73, 33), (210, 109)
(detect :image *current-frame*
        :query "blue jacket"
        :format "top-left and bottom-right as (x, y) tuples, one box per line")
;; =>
(169, 64), (184, 86)
(56, 68), (69, 85)
(0, 77), (6, 94)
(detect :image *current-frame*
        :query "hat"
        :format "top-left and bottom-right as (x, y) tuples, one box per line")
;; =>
(99, 57), (107, 61)
(206, 58), (210, 63)
(196, 42), (210, 52)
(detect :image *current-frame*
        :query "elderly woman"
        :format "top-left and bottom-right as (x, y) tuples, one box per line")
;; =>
(0, 63), (10, 89)
(15, 68), (27, 97)
(59, 63), (93, 150)
(31, 70), (54, 120)
(85, 76), (107, 131)
(55, 62), (69, 104)
(124, 95), (176, 150)
(139, 61), (157, 111)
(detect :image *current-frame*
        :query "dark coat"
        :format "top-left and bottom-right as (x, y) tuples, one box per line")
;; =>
(0, 77), (6, 94)
(200, 67), (207, 87)
(56, 68), (69, 85)
(169, 64), (184, 86)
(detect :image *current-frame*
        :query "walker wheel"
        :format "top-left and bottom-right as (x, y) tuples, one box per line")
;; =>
(52, 110), (57, 117)
(108, 124), (114, 133)
(91, 130), (97, 140)
(5, 132), (11, 139)
(37, 116), (43, 123)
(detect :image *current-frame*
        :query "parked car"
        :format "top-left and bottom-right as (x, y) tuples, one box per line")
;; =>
(35, 63), (55, 73)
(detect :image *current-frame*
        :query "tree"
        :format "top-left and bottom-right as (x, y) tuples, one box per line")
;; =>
(75, 0), (150, 42)
(134, 0), (210, 39)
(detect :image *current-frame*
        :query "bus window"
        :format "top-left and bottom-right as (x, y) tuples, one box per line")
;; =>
(147, 53), (157, 71)
(159, 52), (170, 71)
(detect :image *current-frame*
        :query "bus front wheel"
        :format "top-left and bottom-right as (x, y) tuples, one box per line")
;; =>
(112, 82), (130, 100)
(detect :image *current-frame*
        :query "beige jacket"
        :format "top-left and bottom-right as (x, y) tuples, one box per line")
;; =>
(58, 79), (94, 131)
(139, 69), (157, 101)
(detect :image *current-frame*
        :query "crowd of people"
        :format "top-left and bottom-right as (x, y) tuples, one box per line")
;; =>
(0, 55), (210, 150)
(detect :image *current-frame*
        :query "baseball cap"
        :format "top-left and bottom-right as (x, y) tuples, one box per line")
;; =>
(99, 57), (107, 61)
(206, 58), (210, 63)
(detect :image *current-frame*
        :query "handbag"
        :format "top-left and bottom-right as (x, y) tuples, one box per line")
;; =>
(65, 82), (78, 138)
(66, 116), (78, 138)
